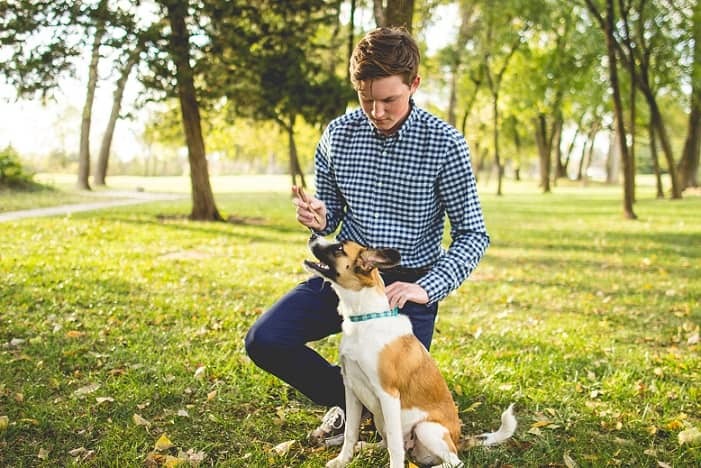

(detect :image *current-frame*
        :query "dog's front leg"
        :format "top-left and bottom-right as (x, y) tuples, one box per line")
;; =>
(378, 394), (404, 468)
(326, 388), (362, 468)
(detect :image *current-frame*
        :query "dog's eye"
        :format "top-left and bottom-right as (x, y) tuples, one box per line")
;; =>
(333, 244), (345, 257)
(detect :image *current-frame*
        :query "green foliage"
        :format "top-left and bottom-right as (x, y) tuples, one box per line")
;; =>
(0, 145), (39, 189)
(0, 179), (699, 466)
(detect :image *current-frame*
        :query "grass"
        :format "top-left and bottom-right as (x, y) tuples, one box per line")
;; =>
(0, 176), (700, 467)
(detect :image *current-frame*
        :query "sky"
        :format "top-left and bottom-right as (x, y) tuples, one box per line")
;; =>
(0, 4), (458, 162)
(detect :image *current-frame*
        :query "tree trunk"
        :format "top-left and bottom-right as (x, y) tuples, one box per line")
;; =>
(374, 0), (413, 31)
(534, 114), (551, 193)
(286, 114), (307, 188)
(166, 0), (222, 221)
(77, 22), (105, 191)
(347, 0), (356, 83)
(649, 120), (664, 199)
(678, 0), (701, 189)
(493, 93), (503, 196)
(604, 0), (636, 219)
(551, 117), (563, 187)
(95, 45), (142, 186)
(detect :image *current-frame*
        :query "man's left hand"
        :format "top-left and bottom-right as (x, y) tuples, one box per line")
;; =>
(385, 282), (429, 309)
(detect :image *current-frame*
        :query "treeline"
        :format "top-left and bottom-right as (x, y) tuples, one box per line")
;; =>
(0, 0), (698, 220)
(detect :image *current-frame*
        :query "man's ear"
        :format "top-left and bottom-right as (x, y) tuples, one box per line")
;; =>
(358, 248), (401, 272)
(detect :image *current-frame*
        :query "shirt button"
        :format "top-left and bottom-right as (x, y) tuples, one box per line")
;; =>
(381, 150), (387, 156)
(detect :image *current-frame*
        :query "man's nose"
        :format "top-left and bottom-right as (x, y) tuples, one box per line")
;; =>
(372, 101), (385, 118)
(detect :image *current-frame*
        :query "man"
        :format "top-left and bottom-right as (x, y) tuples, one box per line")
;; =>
(244, 26), (489, 447)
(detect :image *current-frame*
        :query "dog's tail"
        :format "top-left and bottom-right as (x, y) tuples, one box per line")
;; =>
(464, 403), (517, 447)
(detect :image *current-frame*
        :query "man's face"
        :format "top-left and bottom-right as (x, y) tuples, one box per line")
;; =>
(357, 75), (420, 135)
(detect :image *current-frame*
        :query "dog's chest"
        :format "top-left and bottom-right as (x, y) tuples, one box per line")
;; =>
(337, 317), (412, 405)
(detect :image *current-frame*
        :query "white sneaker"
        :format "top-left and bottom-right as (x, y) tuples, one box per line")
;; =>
(308, 406), (345, 447)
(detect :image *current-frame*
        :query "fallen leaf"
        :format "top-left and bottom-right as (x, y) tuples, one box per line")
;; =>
(37, 448), (49, 460)
(531, 420), (553, 429)
(564, 450), (578, 468)
(177, 409), (189, 418)
(207, 390), (217, 402)
(657, 462), (672, 468)
(96, 397), (115, 404)
(688, 333), (699, 345)
(272, 440), (296, 456)
(163, 455), (181, 467)
(194, 366), (206, 380)
(678, 427), (701, 446)
(69, 447), (87, 457)
(182, 448), (206, 465)
(133, 413), (151, 427)
(9, 338), (25, 347)
(0, 415), (8, 431)
(73, 384), (100, 396)
(155, 433), (175, 451)
(65, 330), (85, 339)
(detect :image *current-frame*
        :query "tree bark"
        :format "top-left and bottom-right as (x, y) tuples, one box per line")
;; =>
(649, 120), (664, 198)
(94, 44), (142, 186)
(166, 0), (222, 221)
(374, 0), (413, 31)
(77, 21), (105, 190)
(603, 0), (636, 219)
(286, 114), (307, 188)
(534, 114), (551, 193)
(677, 0), (701, 189)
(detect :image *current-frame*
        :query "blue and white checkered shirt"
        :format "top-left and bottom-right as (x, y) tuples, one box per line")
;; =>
(314, 101), (489, 304)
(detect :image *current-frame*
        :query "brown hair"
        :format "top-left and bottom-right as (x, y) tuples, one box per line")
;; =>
(349, 27), (420, 89)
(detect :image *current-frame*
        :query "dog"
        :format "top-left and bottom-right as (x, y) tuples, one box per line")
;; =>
(304, 234), (517, 468)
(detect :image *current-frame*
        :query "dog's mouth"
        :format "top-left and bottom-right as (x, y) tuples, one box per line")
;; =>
(304, 259), (337, 279)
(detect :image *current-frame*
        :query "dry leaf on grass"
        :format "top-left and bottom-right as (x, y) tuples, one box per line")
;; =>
(563, 450), (578, 468)
(73, 383), (100, 396)
(155, 433), (175, 451)
(133, 413), (151, 427)
(272, 440), (296, 456)
(678, 427), (701, 446)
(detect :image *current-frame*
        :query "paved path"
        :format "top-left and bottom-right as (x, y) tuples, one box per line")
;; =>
(0, 191), (186, 223)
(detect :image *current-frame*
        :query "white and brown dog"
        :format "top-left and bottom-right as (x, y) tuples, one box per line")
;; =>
(305, 234), (516, 468)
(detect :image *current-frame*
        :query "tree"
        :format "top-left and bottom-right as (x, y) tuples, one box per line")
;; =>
(373, 0), (415, 31)
(588, 0), (637, 218)
(77, 0), (108, 191)
(162, 0), (221, 221)
(677, 0), (701, 189)
(94, 42), (143, 186)
(479, 2), (530, 196)
(204, 1), (350, 187)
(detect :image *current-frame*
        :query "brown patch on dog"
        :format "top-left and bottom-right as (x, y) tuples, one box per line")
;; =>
(378, 335), (461, 448)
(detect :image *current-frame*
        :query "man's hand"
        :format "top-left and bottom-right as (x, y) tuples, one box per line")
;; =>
(292, 186), (327, 231)
(385, 282), (429, 309)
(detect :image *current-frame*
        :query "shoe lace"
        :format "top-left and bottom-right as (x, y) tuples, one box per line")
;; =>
(321, 406), (345, 431)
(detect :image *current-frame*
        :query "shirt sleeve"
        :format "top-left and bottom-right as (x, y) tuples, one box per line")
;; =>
(313, 125), (345, 235)
(416, 137), (490, 303)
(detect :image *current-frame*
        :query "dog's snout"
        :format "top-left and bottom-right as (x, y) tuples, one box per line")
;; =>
(308, 233), (319, 243)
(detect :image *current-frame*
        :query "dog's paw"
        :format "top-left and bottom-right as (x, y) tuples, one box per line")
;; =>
(326, 457), (349, 468)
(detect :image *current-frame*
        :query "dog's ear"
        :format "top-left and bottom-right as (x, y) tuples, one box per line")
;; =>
(357, 248), (401, 272)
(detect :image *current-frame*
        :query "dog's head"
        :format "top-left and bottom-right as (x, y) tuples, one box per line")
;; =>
(304, 234), (400, 291)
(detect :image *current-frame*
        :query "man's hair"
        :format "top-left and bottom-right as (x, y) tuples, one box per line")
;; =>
(349, 27), (420, 89)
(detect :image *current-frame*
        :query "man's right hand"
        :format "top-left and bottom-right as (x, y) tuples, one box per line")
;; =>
(292, 186), (327, 231)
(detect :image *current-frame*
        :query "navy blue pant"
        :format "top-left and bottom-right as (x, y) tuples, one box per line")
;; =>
(244, 272), (438, 408)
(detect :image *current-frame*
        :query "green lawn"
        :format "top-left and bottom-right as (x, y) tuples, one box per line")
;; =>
(1, 177), (699, 467)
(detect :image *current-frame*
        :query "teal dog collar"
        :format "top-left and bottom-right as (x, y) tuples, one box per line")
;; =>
(348, 307), (399, 323)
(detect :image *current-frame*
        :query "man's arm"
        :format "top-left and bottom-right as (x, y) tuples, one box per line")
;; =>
(416, 137), (490, 304)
